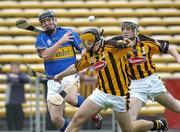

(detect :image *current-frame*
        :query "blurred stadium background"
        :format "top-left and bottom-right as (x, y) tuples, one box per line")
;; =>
(0, 0), (180, 131)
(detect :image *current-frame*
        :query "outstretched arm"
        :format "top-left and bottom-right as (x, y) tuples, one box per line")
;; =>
(168, 46), (180, 64)
(105, 38), (133, 49)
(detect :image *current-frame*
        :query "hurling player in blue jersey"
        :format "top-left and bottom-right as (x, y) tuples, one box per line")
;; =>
(35, 10), (102, 132)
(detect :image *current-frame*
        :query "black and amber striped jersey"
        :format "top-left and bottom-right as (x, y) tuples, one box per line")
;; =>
(75, 39), (131, 96)
(111, 34), (169, 80)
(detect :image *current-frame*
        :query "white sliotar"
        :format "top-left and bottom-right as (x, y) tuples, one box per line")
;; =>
(88, 16), (95, 22)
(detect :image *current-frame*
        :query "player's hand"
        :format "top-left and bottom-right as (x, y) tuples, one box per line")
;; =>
(54, 74), (63, 83)
(58, 31), (74, 44)
(122, 38), (133, 47)
(81, 48), (86, 55)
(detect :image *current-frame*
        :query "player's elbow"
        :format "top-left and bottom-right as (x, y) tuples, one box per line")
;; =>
(41, 54), (52, 60)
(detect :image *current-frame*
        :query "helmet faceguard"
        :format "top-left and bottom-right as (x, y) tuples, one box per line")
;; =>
(80, 28), (102, 52)
(38, 10), (56, 34)
(121, 20), (139, 40)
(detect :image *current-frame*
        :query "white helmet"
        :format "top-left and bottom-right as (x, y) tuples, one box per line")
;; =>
(121, 20), (139, 39)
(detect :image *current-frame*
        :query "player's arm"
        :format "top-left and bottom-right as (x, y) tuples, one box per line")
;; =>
(149, 39), (180, 63)
(54, 53), (91, 81)
(155, 39), (180, 64)
(168, 46), (180, 64)
(54, 64), (77, 82)
(37, 31), (74, 60)
(148, 38), (169, 54)
(71, 31), (85, 55)
(105, 37), (132, 49)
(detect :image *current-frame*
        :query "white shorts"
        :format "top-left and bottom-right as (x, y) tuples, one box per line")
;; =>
(47, 74), (77, 101)
(89, 88), (129, 112)
(130, 74), (167, 103)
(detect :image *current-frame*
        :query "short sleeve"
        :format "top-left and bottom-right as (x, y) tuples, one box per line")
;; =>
(156, 40), (169, 53)
(149, 40), (169, 54)
(35, 34), (47, 50)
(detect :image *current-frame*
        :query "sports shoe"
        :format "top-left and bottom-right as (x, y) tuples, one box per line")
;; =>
(91, 113), (103, 129)
(159, 118), (168, 132)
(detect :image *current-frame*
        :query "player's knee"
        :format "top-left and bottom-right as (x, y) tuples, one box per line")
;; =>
(66, 95), (77, 105)
(131, 114), (137, 121)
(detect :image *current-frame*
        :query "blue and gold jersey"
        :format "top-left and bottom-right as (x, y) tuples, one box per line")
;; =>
(35, 27), (82, 77)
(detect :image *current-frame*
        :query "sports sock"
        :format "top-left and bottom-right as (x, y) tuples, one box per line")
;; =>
(151, 120), (161, 130)
(60, 119), (69, 132)
(75, 95), (85, 107)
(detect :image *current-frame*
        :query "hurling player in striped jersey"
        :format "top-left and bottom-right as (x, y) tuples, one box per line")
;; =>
(111, 20), (180, 132)
(54, 28), (135, 132)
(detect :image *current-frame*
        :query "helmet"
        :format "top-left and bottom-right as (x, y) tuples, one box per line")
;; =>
(38, 10), (56, 34)
(38, 10), (55, 22)
(121, 20), (139, 39)
(80, 28), (102, 51)
(121, 20), (139, 30)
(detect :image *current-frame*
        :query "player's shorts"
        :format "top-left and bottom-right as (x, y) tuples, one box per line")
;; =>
(89, 88), (129, 112)
(129, 74), (167, 103)
(47, 74), (77, 101)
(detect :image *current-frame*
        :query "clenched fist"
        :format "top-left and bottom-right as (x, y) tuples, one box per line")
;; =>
(117, 38), (133, 48)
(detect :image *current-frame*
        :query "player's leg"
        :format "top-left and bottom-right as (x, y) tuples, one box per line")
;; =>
(130, 98), (168, 132)
(137, 74), (169, 131)
(64, 77), (84, 107)
(109, 93), (134, 132)
(46, 80), (69, 131)
(149, 74), (180, 112)
(130, 76), (168, 131)
(62, 75), (84, 107)
(114, 110), (134, 132)
(155, 92), (180, 113)
(115, 108), (165, 132)
(47, 102), (67, 130)
(129, 97), (157, 131)
(129, 97), (154, 131)
(134, 118), (168, 132)
(129, 79), (148, 120)
(129, 97), (144, 121)
(64, 76), (103, 129)
(47, 75), (83, 106)
(65, 88), (105, 131)
(65, 97), (103, 132)
(129, 79), (153, 131)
